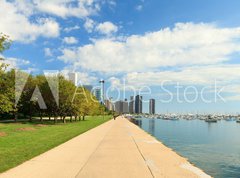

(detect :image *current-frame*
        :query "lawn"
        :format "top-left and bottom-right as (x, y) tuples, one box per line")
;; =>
(0, 115), (112, 173)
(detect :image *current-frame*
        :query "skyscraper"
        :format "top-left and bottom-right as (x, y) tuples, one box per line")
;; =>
(135, 95), (142, 114)
(129, 96), (134, 114)
(93, 87), (101, 102)
(114, 100), (129, 114)
(123, 99), (129, 113)
(149, 99), (155, 115)
(114, 101), (123, 114)
(68, 72), (77, 86)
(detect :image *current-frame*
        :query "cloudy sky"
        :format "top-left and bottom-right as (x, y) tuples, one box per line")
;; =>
(1, 0), (240, 114)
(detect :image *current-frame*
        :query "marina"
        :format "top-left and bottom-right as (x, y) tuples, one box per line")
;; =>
(128, 113), (240, 123)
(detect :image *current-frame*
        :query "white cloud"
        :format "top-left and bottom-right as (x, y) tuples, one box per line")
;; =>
(59, 48), (78, 63)
(0, 0), (60, 43)
(0, 55), (30, 69)
(44, 48), (53, 57)
(84, 18), (96, 33)
(77, 72), (97, 85)
(60, 69), (97, 85)
(106, 65), (240, 102)
(59, 22), (240, 73)
(135, 5), (143, 11)
(124, 65), (240, 87)
(33, 0), (100, 18)
(108, 76), (122, 88)
(95, 21), (118, 35)
(0, 0), (111, 42)
(63, 37), (79, 44)
(225, 95), (240, 101)
(63, 25), (80, 33)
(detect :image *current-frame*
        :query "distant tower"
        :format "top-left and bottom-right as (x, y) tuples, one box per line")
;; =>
(135, 95), (142, 114)
(99, 79), (105, 105)
(129, 96), (134, 114)
(149, 99), (155, 115)
(68, 72), (77, 86)
(93, 87), (101, 102)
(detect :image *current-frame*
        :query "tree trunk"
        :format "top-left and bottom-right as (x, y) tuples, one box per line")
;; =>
(14, 112), (18, 122)
(29, 113), (32, 122)
(54, 116), (57, 123)
(63, 116), (66, 123)
(83, 115), (85, 121)
(70, 115), (73, 122)
(40, 112), (43, 122)
(75, 115), (77, 122)
(78, 115), (81, 121)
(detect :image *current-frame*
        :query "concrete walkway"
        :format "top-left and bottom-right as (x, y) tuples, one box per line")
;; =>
(0, 117), (211, 178)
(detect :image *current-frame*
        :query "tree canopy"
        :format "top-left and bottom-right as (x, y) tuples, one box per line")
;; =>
(0, 33), (104, 122)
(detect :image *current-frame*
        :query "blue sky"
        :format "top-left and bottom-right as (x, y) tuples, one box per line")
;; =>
(1, 0), (240, 114)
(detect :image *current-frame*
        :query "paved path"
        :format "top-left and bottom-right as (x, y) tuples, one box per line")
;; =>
(0, 117), (211, 178)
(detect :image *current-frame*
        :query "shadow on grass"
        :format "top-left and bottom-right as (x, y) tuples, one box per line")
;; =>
(0, 118), (90, 126)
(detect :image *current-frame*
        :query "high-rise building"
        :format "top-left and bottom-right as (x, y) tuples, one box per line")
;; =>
(99, 79), (105, 105)
(123, 99), (129, 113)
(135, 95), (142, 114)
(115, 101), (123, 114)
(115, 100), (129, 114)
(129, 96), (134, 114)
(93, 87), (101, 102)
(105, 99), (114, 111)
(68, 72), (77, 86)
(149, 99), (155, 115)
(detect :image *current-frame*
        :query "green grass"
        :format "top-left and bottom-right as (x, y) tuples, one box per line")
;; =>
(0, 115), (112, 173)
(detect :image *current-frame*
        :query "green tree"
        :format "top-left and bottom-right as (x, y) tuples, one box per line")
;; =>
(0, 33), (11, 53)
(0, 33), (13, 117)
(58, 76), (76, 123)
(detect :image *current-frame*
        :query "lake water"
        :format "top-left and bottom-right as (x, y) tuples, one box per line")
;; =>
(133, 118), (240, 178)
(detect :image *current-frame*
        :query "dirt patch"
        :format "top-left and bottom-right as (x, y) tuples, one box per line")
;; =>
(16, 127), (36, 131)
(36, 124), (48, 127)
(0, 132), (7, 137)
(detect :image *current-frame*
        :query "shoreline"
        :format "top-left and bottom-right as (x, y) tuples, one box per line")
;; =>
(126, 116), (211, 178)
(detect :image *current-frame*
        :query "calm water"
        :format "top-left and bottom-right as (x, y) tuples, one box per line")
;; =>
(133, 118), (240, 178)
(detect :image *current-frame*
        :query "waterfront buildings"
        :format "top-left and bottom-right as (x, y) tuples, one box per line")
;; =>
(123, 99), (129, 113)
(135, 95), (142, 114)
(129, 96), (134, 114)
(115, 100), (129, 114)
(149, 99), (155, 115)
(114, 101), (123, 114)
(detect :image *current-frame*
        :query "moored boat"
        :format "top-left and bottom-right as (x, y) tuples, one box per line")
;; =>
(205, 115), (217, 123)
